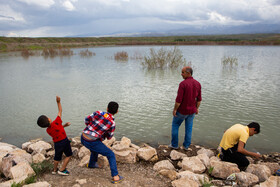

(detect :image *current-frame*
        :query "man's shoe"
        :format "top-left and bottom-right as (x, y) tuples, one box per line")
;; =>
(58, 169), (70, 176)
(86, 163), (99, 168)
(168, 144), (179, 149)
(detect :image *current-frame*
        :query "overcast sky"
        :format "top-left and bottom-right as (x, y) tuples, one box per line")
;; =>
(1, 0), (280, 37)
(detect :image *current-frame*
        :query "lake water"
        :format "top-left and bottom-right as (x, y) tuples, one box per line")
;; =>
(0, 45), (279, 154)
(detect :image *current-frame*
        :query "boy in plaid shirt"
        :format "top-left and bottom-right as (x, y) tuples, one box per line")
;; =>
(81, 101), (124, 184)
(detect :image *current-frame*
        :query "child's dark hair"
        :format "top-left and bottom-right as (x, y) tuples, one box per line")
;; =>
(37, 115), (50, 128)
(247, 122), (260, 134)
(108, 101), (119, 115)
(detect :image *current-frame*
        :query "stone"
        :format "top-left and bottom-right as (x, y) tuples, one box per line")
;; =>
(71, 147), (79, 158)
(197, 153), (210, 168)
(46, 150), (55, 157)
(170, 150), (188, 160)
(258, 176), (280, 187)
(32, 153), (46, 163)
(78, 146), (90, 159)
(10, 162), (35, 179)
(27, 141), (52, 155)
(153, 160), (175, 171)
(197, 148), (215, 158)
(0, 176), (29, 187)
(21, 142), (32, 151)
(159, 169), (177, 180)
(150, 155), (159, 162)
(130, 143), (140, 150)
(79, 155), (90, 167)
(177, 170), (209, 185)
(97, 155), (109, 168)
(235, 171), (259, 186)
(137, 145), (157, 161)
(76, 179), (87, 185)
(246, 164), (271, 182)
(71, 136), (81, 147)
(260, 162), (280, 175)
(120, 136), (131, 147)
(23, 181), (51, 187)
(171, 177), (199, 187)
(112, 142), (129, 151)
(103, 137), (116, 147)
(210, 160), (240, 179)
(114, 149), (137, 163)
(181, 156), (206, 174)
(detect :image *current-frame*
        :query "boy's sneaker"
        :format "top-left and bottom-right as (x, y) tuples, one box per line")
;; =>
(58, 169), (70, 176)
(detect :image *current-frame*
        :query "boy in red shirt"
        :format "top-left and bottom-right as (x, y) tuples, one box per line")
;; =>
(37, 96), (72, 175)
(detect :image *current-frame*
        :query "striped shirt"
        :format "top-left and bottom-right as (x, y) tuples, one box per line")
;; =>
(83, 111), (115, 141)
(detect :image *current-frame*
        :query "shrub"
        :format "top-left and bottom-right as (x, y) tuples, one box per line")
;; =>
(114, 51), (128, 61)
(142, 47), (186, 69)
(79, 49), (95, 57)
(221, 56), (238, 67)
(31, 160), (53, 176)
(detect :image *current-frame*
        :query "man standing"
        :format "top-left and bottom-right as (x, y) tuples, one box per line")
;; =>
(170, 66), (202, 150)
(219, 122), (261, 170)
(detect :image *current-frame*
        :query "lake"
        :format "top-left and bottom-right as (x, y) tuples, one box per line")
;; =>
(0, 45), (279, 154)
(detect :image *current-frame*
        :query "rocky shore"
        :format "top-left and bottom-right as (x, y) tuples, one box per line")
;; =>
(0, 136), (279, 187)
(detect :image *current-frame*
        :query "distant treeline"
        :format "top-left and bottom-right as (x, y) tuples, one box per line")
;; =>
(1, 33), (280, 52)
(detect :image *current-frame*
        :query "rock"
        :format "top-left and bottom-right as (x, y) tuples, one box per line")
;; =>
(260, 162), (280, 175)
(258, 176), (280, 187)
(79, 155), (90, 167)
(120, 137), (131, 147)
(46, 150), (55, 157)
(211, 179), (225, 186)
(21, 142), (32, 151)
(23, 181), (51, 187)
(235, 171), (259, 186)
(247, 156), (254, 164)
(112, 141), (130, 151)
(10, 162), (35, 179)
(197, 148), (215, 158)
(71, 147), (79, 158)
(78, 146), (90, 159)
(114, 149), (137, 163)
(150, 155), (159, 162)
(27, 141), (52, 155)
(159, 169), (177, 180)
(71, 136), (81, 147)
(153, 160), (175, 171)
(170, 150), (188, 160)
(130, 143), (140, 150)
(171, 177), (199, 187)
(97, 155), (109, 168)
(32, 153), (46, 163)
(103, 137), (116, 147)
(1, 150), (32, 178)
(177, 170), (209, 185)
(0, 176), (29, 187)
(76, 179), (87, 185)
(210, 160), (240, 179)
(137, 145), (157, 161)
(246, 164), (271, 182)
(181, 156), (206, 174)
(197, 153), (210, 168)
(0, 142), (19, 152)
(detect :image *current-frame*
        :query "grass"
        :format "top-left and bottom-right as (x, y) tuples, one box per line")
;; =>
(31, 160), (53, 176)
(142, 47), (186, 69)
(1, 33), (280, 53)
(79, 49), (96, 57)
(114, 51), (128, 61)
(221, 56), (238, 67)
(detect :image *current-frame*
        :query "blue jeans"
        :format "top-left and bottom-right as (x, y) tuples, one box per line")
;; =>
(81, 136), (118, 177)
(171, 112), (195, 148)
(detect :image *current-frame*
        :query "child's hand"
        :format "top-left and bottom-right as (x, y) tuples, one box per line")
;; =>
(64, 122), (71, 127)
(56, 96), (61, 103)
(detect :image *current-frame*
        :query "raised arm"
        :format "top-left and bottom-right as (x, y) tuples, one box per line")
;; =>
(56, 96), (62, 118)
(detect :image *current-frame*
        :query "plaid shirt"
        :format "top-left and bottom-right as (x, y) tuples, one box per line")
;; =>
(83, 111), (115, 141)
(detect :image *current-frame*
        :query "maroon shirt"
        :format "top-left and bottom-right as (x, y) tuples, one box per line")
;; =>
(46, 116), (67, 143)
(176, 77), (202, 115)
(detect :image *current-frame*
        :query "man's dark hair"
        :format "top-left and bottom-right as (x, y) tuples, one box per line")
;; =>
(247, 122), (260, 134)
(108, 101), (119, 115)
(185, 67), (193, 76)
(37, 115), (50, 128)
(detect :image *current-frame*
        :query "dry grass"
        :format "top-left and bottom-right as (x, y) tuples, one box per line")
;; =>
(114, 51), (128, 61)
(79, 49), (96, 57)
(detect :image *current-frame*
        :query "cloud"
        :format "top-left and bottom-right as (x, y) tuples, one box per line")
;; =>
(17, 0), (55, 8)
(62, 0), (76, 11)
(0, 5), (25, 22)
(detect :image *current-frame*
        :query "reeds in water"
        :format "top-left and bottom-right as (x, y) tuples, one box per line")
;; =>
(114, 51), (128, 61)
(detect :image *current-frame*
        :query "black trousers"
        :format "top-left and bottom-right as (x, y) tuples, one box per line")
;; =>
(221, 143), (249, 170)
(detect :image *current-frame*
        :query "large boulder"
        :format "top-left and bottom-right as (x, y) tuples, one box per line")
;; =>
(210, 160), (240, 179)
(177, 170), (209, 185)
(260, 162), (280, 175)
(27, 141), (52, 155)
(78, 146), (91, 159)
(153, 160), (175, 171)
(159, 169), (177, 180)
(181, 156), (206, 174)
(257, 176), (280, 187)
(246, 164), (271, 182)
(171, 177), (199, 187)
(197, 148), (215, 158)
(170, 150), (187, 160)
(9, 162), (35, 179)
(103, 137), (116, 147)
(235, 171), (259, 186)
(114, 148), (137, 164)
(197, 153), (210, 168)
(32, 153), (46, 164)
(137, 145), (157, 161)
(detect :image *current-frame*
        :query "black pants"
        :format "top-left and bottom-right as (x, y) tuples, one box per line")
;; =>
(221, 143), (249, 171)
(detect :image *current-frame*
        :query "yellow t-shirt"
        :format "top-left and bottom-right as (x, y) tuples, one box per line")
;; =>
(219, 124), (249, 150)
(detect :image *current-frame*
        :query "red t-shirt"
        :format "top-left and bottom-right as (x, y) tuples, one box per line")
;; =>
(46, 116), (67, 143)
(176, 77), (202, 115)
